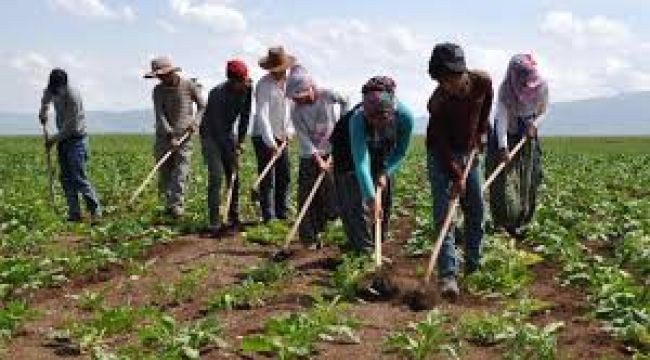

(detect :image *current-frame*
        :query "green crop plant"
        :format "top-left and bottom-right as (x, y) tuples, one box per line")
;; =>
(384, 309), (459, 360)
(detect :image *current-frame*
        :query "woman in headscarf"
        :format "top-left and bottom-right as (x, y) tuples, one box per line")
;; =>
(487, 53), (549, 238)
(330, 76), (414, 252)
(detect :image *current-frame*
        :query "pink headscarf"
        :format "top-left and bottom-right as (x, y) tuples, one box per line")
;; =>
(499, 54), (546, 107)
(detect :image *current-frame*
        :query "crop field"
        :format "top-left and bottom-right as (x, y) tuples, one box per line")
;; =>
(0, 134), (648, 359)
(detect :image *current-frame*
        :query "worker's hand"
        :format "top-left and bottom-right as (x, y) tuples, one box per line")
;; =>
(477, 134), (488, 153)
(170, 137), (182, 149)
(366, 197), (383, 222)
(526, 123), (537, 139)
(498, 148), (510, 163)
(45, 137), (57, 151)
(376, 174), (388, 191)
(451, 177), (467, 199)
(315, 154), (331, 172)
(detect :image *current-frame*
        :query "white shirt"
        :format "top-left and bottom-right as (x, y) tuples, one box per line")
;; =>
(252, 73), (292, 147)
(494, 87), (548, 149)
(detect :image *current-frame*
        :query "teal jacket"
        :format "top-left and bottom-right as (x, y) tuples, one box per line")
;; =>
(349, 101), (414, 200)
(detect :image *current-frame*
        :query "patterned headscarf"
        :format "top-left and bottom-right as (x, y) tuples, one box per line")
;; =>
(286, 64), (314, 98)
(499, 54), (546, 107)
(362, 76), (397, 123)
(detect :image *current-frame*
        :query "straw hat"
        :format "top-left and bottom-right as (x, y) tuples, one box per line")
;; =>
(258, 46), (296, 72)
(144, 56), (181, 79)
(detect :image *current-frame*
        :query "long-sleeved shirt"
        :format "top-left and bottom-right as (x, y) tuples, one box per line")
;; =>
(252, 73), (292, 147)
(350, 101), (414, 201)
(200, 81), (252, 144)
(153, 78), (206, 137)
(291, 88), (349, 158)
(39, 85), (86, 141)
(494, 83), (548, 149)
(427, 70), (493, 180)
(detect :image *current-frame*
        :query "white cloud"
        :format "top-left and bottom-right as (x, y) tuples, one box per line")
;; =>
(540, 11), (631, 48)
(156, 19), (178, 34)
(49, 0), (136, 21)
(538, 10), (650, 100)
(170, 0), (246, 32)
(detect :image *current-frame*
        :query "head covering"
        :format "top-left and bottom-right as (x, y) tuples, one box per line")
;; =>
(226, 59), (249, 81)
(499, 53), (546, 107)
(428, 43), (467, 80)
(361, 76), (397, 123)
(286, 65), (314, 98)
(47, 68), (68, 93)
(144, 56), (181, 79)
(259, 46), (296, 72)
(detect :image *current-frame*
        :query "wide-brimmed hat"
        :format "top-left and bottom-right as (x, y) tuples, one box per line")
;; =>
(428, 43), (467, 80)
(259, 46), (296, 72)
(144, 56), (181, 79)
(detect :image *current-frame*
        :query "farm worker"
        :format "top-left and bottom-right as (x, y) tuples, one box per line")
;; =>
(252, 46), (295, 222)
(286, 64), (349, 248)
(486, 54), (548, 238)
(144, 56), (206, 218)
(330, 76), (414, 252)
(200, 59), (252, 237)
(39, 68), (102, 223)
(427, 43), (493, 300)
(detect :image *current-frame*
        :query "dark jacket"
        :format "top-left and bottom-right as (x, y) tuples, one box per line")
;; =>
(426, 70), (493, 179)
(200, 81), (252, 145)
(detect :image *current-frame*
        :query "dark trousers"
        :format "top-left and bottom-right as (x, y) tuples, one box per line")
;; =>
(335, 170), (391, 252)
(252, 136), (290, 221)
(297, 157), (337, 243)
(57, 137), (101, 219)
(201, 135), (240, 227)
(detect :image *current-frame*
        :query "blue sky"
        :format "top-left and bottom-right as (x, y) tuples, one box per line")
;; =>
(1, 0), (649, 116)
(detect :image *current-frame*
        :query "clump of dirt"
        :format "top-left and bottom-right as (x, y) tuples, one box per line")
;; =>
(359, 265), (438, 311)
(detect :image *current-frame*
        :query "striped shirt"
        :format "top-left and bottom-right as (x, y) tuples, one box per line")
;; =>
(153, 78), (206, 137)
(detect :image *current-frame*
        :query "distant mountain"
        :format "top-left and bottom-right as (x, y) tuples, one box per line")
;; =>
(0, 110), (153, 135)
(417, 91), (650, 136)
(1, 92), (648, 135)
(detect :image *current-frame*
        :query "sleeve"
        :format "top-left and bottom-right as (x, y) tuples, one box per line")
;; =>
(55, 89), (83, 141)
(495, 101), (509, 149)
(201, 89), (216, 136)
(533, 84), (549, 128)
(477, 76), (494, 142)
(191, 82), (207, 129)
(237, 86), (252, 144)
(153, 87), (173, 136)
(385, 103), (414, 176)
(291, 108), (318, 157)
(39, 90), (52, 124)
(328, 89), (350, 115)
(255, 81), (276, 147)
(428, 92), (462, 180)
(349, 112), (376, 201)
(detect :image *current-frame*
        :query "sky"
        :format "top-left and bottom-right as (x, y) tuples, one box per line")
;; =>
(1, 0), (649, 117)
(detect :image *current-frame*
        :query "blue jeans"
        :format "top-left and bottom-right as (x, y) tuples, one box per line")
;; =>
(57, 137), (101, 219)
(427, 151), (484, 278)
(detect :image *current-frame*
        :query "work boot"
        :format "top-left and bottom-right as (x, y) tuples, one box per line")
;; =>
(440, 276), (460, 302)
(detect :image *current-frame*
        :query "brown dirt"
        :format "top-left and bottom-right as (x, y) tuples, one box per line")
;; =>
(4, 216), (632, 359)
